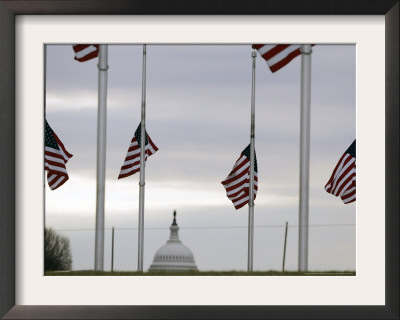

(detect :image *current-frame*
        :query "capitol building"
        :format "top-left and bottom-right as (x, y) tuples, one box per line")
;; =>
(149, 211), (198, 272)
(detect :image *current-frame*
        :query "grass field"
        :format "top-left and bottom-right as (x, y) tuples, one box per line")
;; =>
(45, 270), (356, 276)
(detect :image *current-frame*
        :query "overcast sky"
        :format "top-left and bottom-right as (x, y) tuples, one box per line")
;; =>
(45, 44), (356, 272)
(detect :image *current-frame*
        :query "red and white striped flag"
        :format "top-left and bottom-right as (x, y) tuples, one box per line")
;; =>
(118, 123), (159, 179)
(325, 140), (356, 204)
(73, 44), (99, 62)
(253, 44), (313, 73)
(44, 120), (73, 190)
(221, 144), (258, 210)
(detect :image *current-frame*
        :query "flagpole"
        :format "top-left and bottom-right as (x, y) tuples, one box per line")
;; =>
(94, 44), (108, 271)
(138, 44), (147, 272)
(248, 49), (257, 272)
(298, 44), (312, 272)
(111, 226), (115, 272)
(282, 221), (288, 272)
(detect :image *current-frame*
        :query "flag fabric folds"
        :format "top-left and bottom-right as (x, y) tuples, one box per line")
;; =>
(118, 123), (159, 179)
(221, 144), (258, 210)
(44, 120), (73, 190)
(324, 140), (356, 204)
(73, 44), (99, 62)
(253, 44), (313, 73)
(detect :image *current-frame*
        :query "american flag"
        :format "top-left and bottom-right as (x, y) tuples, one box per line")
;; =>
(73, 44), (99, 62)
(221, 144), (258, 210)
(44, 120), (73, 190)
(253, 44), (313, 73)
(325, 140), (356, 204)
(118, 123), (159, 179)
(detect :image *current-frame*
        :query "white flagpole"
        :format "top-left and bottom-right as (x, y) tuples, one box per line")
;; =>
(282, 221), (288, 272)
(138, 44), (147, 272)
(94, 44), (108, 271)
(298, 44), (312, 272)
(248, 49), (257, 272)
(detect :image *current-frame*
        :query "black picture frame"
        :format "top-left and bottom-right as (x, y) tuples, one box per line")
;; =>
(0, 1), (398, 319)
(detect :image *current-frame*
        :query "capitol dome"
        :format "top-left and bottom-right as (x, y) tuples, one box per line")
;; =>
(149, 211), (198, 272)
